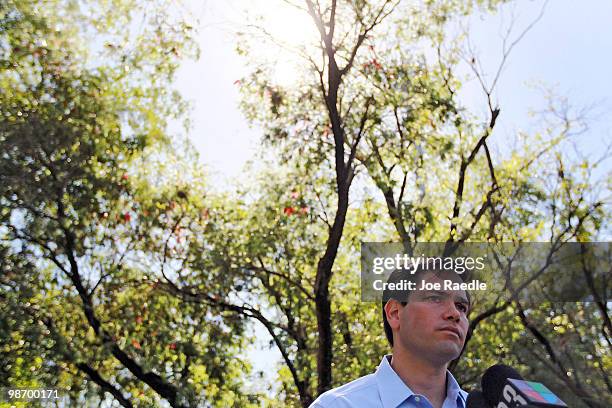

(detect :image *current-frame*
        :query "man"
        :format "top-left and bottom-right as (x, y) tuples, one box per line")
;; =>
(310, 268), (470, 408)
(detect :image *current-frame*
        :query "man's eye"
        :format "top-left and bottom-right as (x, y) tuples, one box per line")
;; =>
(456, 303), (468, 313)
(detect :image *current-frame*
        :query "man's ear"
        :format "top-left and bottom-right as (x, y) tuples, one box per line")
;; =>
(384, 299), (402, 331)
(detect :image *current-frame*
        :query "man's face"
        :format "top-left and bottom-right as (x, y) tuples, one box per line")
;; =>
(394, 272), (470, 365)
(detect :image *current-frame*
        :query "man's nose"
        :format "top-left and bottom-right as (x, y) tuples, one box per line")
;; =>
(443, 301), (461, 321)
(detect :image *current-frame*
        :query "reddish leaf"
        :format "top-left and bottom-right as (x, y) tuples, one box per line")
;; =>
(131, 339), (141, 349)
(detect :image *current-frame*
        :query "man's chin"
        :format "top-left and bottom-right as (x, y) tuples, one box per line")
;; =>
(434, 344), (463, 362)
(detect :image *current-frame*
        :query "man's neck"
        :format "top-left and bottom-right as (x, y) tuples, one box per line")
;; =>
(390, 349), (448, 408)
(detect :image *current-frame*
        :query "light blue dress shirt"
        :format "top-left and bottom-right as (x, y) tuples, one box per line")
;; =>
(309, 355), (467, 408)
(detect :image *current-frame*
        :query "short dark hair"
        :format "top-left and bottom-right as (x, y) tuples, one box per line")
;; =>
(381, 268), (471, 347)
(381, 268), (423, 347)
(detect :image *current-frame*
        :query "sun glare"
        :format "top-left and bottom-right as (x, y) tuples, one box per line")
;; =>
(250, 1), (320, 87)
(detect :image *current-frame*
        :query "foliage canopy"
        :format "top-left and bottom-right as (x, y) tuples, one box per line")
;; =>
(1, 0), (609, 407)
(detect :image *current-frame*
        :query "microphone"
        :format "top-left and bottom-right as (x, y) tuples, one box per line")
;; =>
(467, 390), (490, 408)
(481, 364), (568, 408)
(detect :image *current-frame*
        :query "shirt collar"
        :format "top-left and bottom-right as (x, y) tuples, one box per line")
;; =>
(375, 355), (415, 408)
(445, 369), (467, 408)
(375, 355), (466, 408)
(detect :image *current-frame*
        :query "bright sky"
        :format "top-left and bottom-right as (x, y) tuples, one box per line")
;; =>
(170, 0), (612, 393)
(174, 0), (612, 188)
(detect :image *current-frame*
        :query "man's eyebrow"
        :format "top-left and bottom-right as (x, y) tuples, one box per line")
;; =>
(419, 290), (446, 296)
(420, 290), (469, 303)
(455, 294), (470, 305)
(421, 290), (456, 298)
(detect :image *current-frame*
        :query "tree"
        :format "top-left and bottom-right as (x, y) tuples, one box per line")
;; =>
(227, 0), (610, 406)
(1, 1), (259, 406)
(1, 0), (609, 407)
